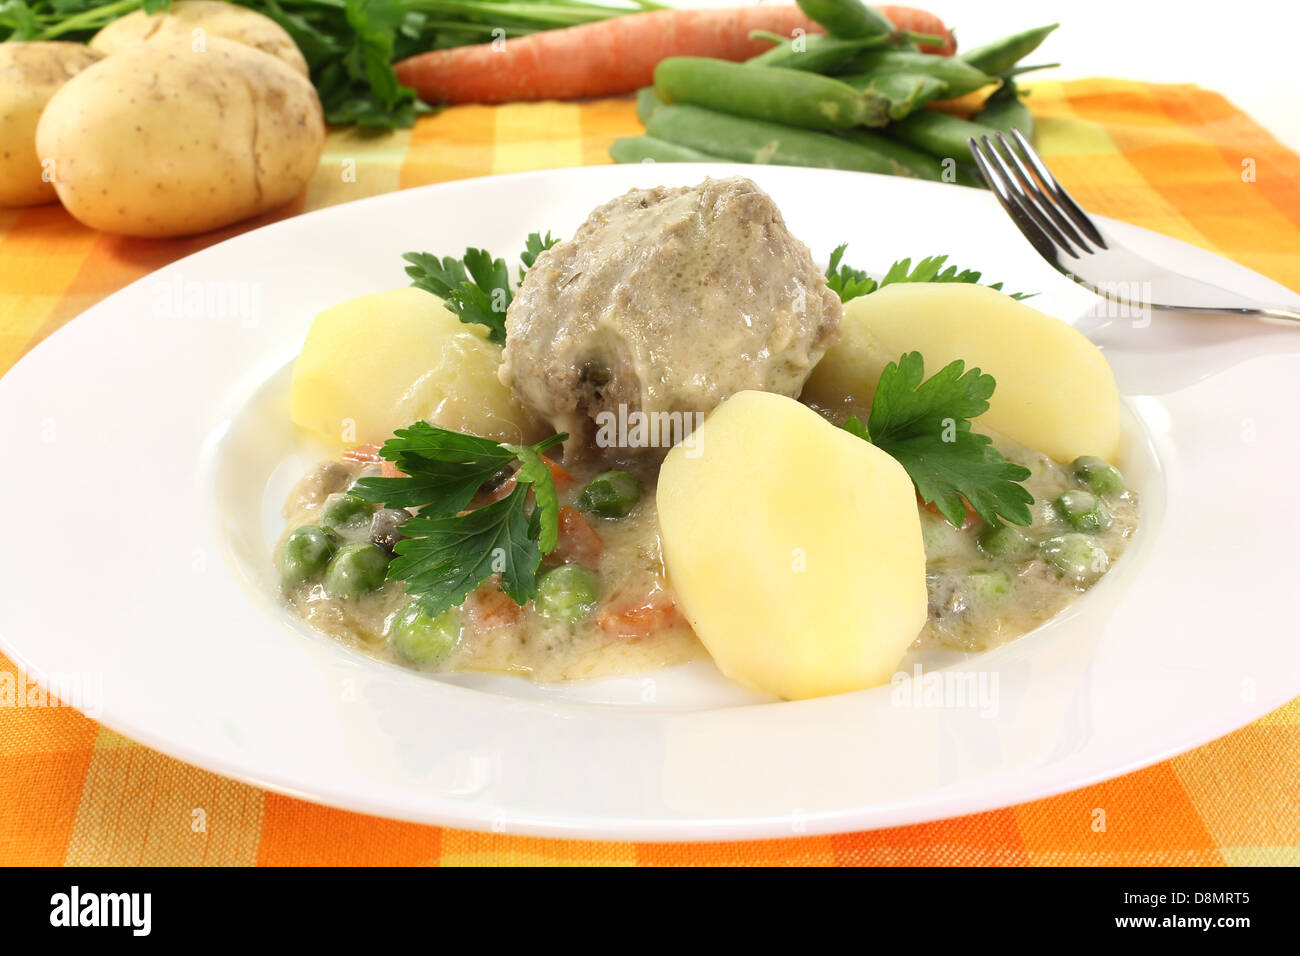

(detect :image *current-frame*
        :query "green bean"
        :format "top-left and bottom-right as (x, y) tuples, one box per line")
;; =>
(838, 72), (948, 120)
(654, 57), (890, 131)
(280, 526), (337, 588)
(887, 111), (1001, 166)
(647, 105), (899, 175)
(974, 81), (1034, 139)
(747, 32), (891, 72)
(839, 51), (995, 97)
(1055, 490), (1111, 533)
(796, 0), (893, 39)
(579, 470), (642, 518)
(391, 603), (461, 668)
(536, 564), (600, 625)
(1072, 456), (1126, 497)
(636, 85), (664, 125)
(960, 24), (1059, 77)
(609, 136), (715, 164)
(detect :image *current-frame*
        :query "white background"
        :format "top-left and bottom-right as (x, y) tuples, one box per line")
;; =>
(670, 0), (1300, 152)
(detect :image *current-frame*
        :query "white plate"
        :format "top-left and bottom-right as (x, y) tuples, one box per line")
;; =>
(2, 164), (1298, 840)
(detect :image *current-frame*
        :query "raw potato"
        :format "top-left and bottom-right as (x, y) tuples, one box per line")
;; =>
(657, 390), (927, 700)
(90, 0), (309, 77)
(36, 38), (324, 238)
(0, 43), (103, 208)
(806, 283), (1122, 463)
(291, 287), (544, 448)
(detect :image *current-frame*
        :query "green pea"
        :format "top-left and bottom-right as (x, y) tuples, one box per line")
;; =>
(279, 525), (337, 588)
(1072, 455), (1126, 497)
(391, 602), (461, 668)
(535, 564), (600, 624)
(319, 492), (375, 536)
(1055, 490), (1111, 533)
(1039, 533), (1108, 585)
(966, 568), (1013, 602)
(978, 523), (1031, 558)
(322, 542), (389, 598)
(578, 470), (642, 518)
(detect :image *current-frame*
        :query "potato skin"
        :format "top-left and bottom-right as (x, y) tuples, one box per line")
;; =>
(0, 42), (104, 208)
(36, 38), (325, 237)
(90, 0), (309, 77)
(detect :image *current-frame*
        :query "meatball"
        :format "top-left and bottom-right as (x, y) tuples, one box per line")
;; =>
(499, 177), (841, 457)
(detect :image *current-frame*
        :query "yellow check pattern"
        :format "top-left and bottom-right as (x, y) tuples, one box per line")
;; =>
(2, 80), (1298, 865)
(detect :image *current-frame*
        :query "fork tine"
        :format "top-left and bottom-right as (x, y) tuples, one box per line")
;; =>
(977, 136), (1082, 258)
(991, 133), (1094, 253)
(967, 137), (1062, 264)
(1008, 129), (1109, 250)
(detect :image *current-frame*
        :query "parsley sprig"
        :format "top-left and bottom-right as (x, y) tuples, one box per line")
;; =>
(845, 352), (1034, 528)
(826, 245), (1033, 305)
(402, 231), (558, 344)
(350, 422), (567, 617)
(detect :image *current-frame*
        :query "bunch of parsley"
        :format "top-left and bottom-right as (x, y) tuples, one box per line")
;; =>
(2, 0), (656, 129)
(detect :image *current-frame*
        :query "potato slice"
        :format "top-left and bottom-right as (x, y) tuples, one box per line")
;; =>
(807, 283), (1121, 463)
(290, 287), (542, 448)
(798, 304), (892, 416)
(657, 390), (927, 700)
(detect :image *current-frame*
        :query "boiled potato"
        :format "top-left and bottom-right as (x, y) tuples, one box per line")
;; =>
(90, 0), (309, 77)
(657, 390), (927, 700)
(0, 43), (103, 208)
(806, 283), (1122, 463)
(291, 287), (543, 448)
(798, 303), (892, 415)
(36, 38), (324, 237)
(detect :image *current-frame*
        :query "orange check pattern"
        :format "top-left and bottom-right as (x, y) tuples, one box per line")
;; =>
(2, 80), (1298, 866)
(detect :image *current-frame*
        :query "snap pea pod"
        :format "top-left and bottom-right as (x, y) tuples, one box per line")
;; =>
(838, 50), (996, 97)
(839, 72), (948, 119)
(960, 24), (1059, 77)
(647, 104), (901, 176)
(654, 57), (890, 131)
(974, 81), (1035, 140)
(747, 32), (892, 72)
(636, 85), (665, 125)
(837, 129), (946, 179)
(887, 110), (1002, 165)
(795, 0), (893, 39)
(609, 136), (717, 164)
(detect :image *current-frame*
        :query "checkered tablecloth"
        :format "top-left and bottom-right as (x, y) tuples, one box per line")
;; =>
(2, 79), (1298, 865)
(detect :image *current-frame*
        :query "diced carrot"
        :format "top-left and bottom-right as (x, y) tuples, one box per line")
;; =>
(554, 506), (603, 566)
(599, 593), (684, 638)
(921, 495), (977, 531)
(393, 5), (955, 105)
(380, 459), (407, 479)
(467, 584), (524, 631)
(342, 443), (381, 463)
(543, 454), (576, 491)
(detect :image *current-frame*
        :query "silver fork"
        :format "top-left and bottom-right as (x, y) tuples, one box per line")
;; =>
(968, 129), (1300, 323)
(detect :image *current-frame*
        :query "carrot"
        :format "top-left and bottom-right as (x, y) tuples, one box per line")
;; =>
(467, 583), (524, 631)
(542, 455), (576, 491)
(393, 5), (954, 105)
(599, 593), (684, 638)
(380, 459), (406, 479)
(342, 443), (381, 463)
(554, 506), (604, 566)
(921, 494), (977, 530)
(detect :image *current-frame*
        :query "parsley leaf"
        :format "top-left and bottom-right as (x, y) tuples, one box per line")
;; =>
(850, 352), (1034, 528)
(402, 231), (562, 345)
(390, 484), (543, 617)
(350, 422), (566, 618)
(826, 246), (1033, 304)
